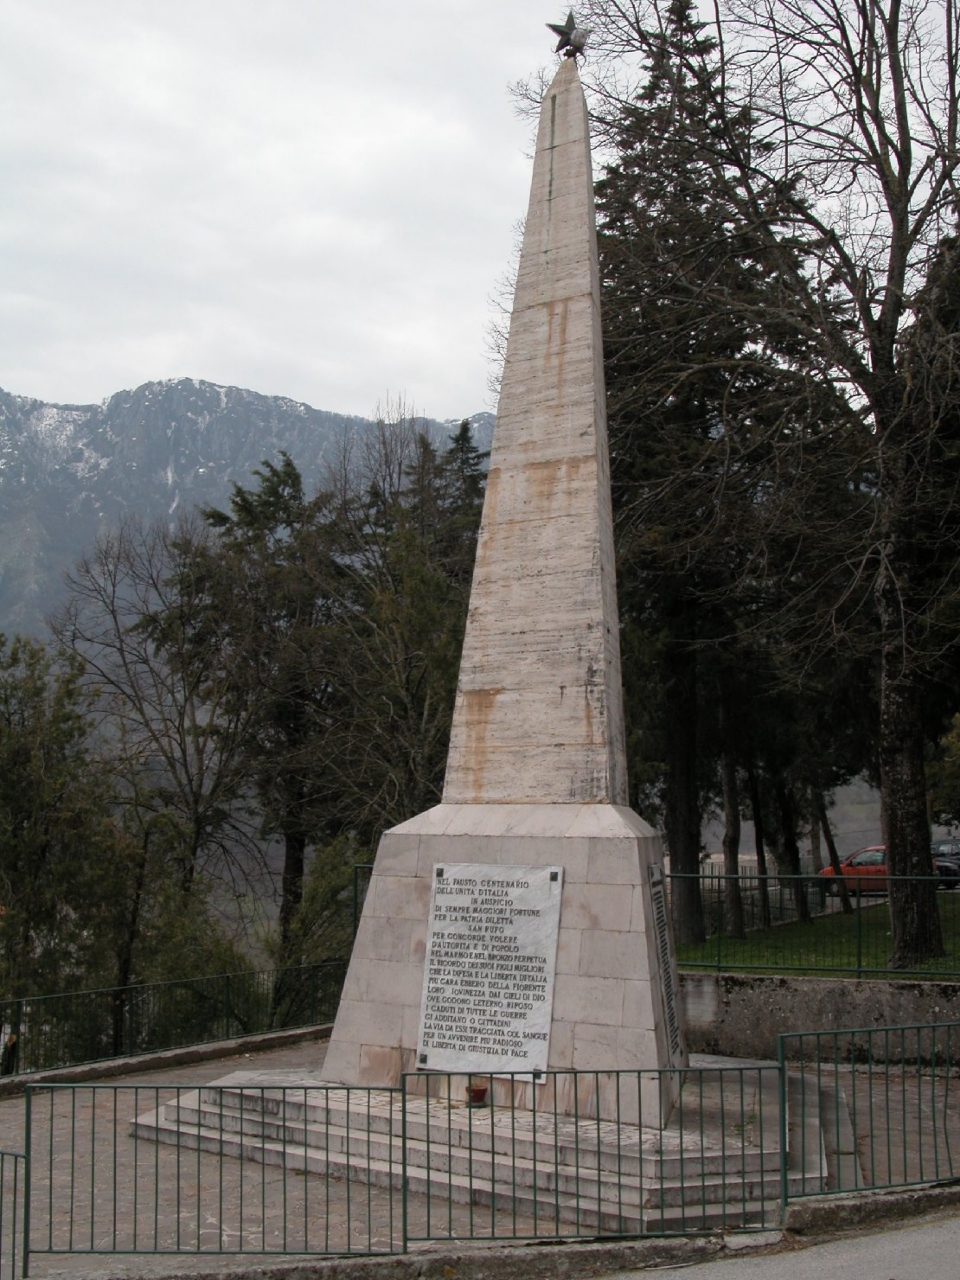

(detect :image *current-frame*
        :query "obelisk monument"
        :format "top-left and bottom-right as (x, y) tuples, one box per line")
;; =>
(320, 34), (686, 1121)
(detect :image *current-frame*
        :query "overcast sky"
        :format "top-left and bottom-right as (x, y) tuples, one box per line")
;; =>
(1, 2), (571, 420)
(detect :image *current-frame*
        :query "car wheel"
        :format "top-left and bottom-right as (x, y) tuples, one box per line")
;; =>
(828, 881), (841, 897)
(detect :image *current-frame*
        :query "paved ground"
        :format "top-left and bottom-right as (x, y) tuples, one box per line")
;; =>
(1, 1037), (573, 1276)
(599, 1209), (960, 1280)
(2, 1039), (337, 1277)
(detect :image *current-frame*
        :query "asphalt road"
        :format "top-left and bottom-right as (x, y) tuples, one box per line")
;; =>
(604, 1211), (960, 1280)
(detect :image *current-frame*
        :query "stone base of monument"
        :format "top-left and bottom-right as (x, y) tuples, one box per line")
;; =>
(132, 1058), (827, 1234)
(319, 804), (687, 1126)
(395, 1068), (674, 1146)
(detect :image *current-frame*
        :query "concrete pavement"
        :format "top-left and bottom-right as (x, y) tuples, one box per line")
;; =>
(600, 1208), (960, 1280)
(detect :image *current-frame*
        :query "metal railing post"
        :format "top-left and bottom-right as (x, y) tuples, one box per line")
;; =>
(777, 1035), (789, 1225)
(400, 1075), (409, 1253)
(22, 1090), (31, 1278)
(856, 890), (863, 976)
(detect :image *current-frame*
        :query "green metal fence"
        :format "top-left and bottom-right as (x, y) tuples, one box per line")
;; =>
(672, 871), (960, 978)
(23, 1081), (403, 1264)
(0, 962), (348, 1077)
(355, 864), (960, 979)
(17, 1063), (780, 1270)
(8, 1022), (960, 1271)
(0, 1150), (26, 1280)
(778, 1020), (960, 1208)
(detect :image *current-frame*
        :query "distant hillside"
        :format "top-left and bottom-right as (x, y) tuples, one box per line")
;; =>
(0, 378), (493, 636)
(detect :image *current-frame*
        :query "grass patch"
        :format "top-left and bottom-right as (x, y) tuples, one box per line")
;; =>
(676, 889), (960, 978)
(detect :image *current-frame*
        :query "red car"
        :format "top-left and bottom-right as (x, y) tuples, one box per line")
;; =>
(818, 845), (888, 895)
(817, 844), (953, 894)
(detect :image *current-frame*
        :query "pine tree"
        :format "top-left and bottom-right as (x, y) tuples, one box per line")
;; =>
(596, 0), (858, 941)
(201, 455), (344, 967)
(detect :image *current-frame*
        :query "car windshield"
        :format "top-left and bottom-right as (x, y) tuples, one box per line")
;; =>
(849, 850), (883, 866)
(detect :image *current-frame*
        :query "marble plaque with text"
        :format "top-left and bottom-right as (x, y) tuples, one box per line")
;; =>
(415, 863), (563, 1075)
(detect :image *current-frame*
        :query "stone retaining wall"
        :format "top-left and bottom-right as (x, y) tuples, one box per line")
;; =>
(680, 972), (960, 1057)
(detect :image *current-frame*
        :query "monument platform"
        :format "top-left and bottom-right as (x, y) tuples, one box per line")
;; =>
(132, 1056), (826, 1233)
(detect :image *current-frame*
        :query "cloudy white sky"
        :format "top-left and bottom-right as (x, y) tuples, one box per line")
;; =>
(1, 2), (573, 420)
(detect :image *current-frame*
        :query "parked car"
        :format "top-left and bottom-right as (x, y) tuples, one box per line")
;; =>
(932, 842), (960, 887)
(818, 846), (888, 895)
(817, 844), (959, 895)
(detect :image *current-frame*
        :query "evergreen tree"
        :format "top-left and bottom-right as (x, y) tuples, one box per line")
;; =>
(323, 418), (484, 841)
(201, 454), (345, 968)
(596, 0), (857, 942)
(0, 637), (107, 997)
(581, 0), (960, 964)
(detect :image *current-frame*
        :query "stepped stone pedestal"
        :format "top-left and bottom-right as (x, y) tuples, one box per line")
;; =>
(133, 1056), (824, 1235)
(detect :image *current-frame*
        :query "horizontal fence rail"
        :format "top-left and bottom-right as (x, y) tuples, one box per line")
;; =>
(20, 1064), (783, 1269)
(779, 1020), (960, 1206)
(0, 961), (348, 1078)
(670, 871), (960, 978)
(0, 1150), (26, 1280)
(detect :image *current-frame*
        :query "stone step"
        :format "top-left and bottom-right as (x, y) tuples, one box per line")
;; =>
(134, 1106), (639, 1230)
(786, 1069), (828, 1195)
(192, 1080), (779, 1183)
(168, 1094), (792, 1212)
(130, 1059), (814, 1237)
(133, 1106), (781, 1233)
(143, 1084), (796, 1215)
(176, 1088), (781, 1182)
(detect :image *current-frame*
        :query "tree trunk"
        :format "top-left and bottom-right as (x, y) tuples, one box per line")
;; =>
(747, 761), (771, 929)
(879, 663), (943, 965)
(111, 835), (148, 1056)
(873, 372), (944, 966)
(808, 788), (823, 873)
(775, 779), (811, 923)
(278, 825), (307, 964)
(719, 673), (744, 939)
(816, 792), (853, 915)
(721, 750), (745, 939)
(272, 819), (308, 1025)
(663, 623), (705, 945)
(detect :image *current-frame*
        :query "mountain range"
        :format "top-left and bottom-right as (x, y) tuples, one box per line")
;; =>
(0, 377), (493, 638)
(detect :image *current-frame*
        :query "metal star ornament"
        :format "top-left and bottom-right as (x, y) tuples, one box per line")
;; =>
(546, 10), (592, 57)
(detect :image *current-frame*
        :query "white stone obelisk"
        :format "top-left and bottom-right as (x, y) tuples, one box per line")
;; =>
(443, 58), (627, 809)
(320, 57), (686, 1120)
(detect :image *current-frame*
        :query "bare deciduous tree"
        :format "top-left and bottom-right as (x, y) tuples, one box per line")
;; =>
(53, 515), (262, 901)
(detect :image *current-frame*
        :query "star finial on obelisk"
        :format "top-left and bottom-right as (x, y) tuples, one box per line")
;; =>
(546, 10), (592, 57)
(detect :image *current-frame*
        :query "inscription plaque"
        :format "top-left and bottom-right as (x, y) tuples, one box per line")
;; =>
(416, 863), (563, 1074)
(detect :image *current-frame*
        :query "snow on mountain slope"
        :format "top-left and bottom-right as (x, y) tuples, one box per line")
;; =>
(0, 378), (492, 636)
